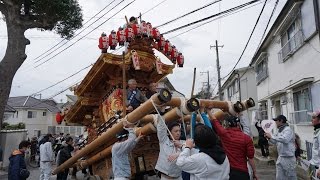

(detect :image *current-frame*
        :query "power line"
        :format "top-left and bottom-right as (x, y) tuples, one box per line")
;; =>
(168, 1), (263, 39)
(30, 64), (92, 96)
(34, 0), (136, 68)
(156, 0), (222, 28)
(162, 0), (261, 35)
(257, 0), (279, 47)
(221, 0), (268, 80)
(33, 0), (121, 65)
(238, 0), (280, 80)
(28, 80), (82, 108)
(142, 0), (168, 15)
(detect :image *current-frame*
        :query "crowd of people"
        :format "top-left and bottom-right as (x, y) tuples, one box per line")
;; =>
(6, 77), (320, 180)
(7, 130), (92, 180)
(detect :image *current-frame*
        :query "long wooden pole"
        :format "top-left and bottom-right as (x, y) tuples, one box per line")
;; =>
(122, 51), (127, 116)
(78, 98), (255, 170)
(190, 68), (196, 98)
(53, 90), (172, 174)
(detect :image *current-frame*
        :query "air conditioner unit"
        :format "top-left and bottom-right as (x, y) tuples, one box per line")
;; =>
(280, 95), (287, 104)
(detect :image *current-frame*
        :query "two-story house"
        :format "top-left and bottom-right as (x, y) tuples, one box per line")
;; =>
(219, 67), (258, 135)
(250, 0), (320, 151)
(5, 96), (60, 138)
(3, 105), (16, 121)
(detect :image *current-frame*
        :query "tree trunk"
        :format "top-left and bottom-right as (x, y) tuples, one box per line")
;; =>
(0, 21), (28, 130)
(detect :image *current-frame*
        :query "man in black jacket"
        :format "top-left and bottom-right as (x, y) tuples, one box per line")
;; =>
(255, 121), (269, 158)
(57, 137), (74, 180)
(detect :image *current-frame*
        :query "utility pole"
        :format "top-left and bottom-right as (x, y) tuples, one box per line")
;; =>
(210, 40), (224, 100)
(200, 71), (210, 99)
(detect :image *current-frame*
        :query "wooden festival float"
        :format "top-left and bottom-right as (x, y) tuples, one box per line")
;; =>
(53, 17), (256, 179)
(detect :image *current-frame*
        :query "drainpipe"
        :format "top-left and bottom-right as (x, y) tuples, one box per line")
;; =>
(235, 71), (241, 102)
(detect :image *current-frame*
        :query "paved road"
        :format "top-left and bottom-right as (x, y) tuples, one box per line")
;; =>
(0, 161), (305, 180)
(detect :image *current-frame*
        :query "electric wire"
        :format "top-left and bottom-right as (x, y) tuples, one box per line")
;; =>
(221, 0), (268, 80)
(238, 0), (279, 80)
(162, 0), (261, 35)
(168, 0), (263, 39)
(142, 0), (168, 15)
(34, 0), (123, 65)
(32, 0), (118, 63)
(34, 0), (136, 68)
(155, 0), (222, 28)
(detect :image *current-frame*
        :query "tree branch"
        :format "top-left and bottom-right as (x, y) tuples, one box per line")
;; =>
(20, 15), (54, 30)
(0, 2), (7, 16)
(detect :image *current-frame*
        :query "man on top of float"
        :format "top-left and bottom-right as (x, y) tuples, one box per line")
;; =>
(126, 79), (147, 112)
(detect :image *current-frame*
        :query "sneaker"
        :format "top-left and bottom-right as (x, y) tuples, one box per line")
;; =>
(267, 156), (271, 160)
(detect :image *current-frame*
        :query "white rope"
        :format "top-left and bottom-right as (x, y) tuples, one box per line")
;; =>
(150, 98), (175, 141)
(179, 98), (187, 139)
(123, 115), (140, 127)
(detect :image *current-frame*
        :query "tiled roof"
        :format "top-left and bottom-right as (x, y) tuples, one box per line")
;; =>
(7, 96), (60, 112)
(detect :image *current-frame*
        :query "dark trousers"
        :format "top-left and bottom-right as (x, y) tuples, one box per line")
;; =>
(229, 168), (250, 180)
(57, 169), (69, 180)
(258, 139), (269, 157)
(182, 171), (190, 180)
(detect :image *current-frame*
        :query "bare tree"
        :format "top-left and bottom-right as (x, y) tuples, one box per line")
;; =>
(0, 0), (83, 130)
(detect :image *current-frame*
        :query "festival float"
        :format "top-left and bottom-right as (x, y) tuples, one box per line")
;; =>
(53, 17), (255, 179)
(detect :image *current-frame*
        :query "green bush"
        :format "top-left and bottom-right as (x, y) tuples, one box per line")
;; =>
(2, 122), (9, 129)
(2, 122), (26, 130)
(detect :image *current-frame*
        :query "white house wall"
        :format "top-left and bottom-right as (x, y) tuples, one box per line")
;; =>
(4, 108), (56, 138)
(257, 36), (320, 101)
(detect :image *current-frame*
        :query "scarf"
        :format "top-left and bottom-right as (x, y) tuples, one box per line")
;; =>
(199, 145), (226, 165)
(278, 123), (289, 133)
(314, 124), (320, 132)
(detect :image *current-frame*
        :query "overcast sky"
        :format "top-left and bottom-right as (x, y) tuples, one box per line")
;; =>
(0, 0), (287, 102)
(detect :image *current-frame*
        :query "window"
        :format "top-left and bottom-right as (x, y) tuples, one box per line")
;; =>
(227, 86), (233, 100)
(291, 87), (312, 124)
(255, 55), (268, 84)
(27, 111), (37, 118)
(278, 16), (304, 62)
(16, 111), (18, 118)
(43, 112), (47, 116)
(258, 101), (268, 120)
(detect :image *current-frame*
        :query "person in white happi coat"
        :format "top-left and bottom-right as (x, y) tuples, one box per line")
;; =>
(176, 123), (230, 180)
(154, 114), (185, 180)
(39, 134), (54, 180)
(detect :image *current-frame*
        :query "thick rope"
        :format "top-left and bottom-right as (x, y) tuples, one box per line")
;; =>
(150, 98), (175, 141)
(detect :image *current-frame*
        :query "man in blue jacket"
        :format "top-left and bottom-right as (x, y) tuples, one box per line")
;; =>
(8, 140), (31, 180)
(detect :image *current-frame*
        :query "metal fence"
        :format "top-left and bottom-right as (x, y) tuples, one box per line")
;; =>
(48, 125), (84, 136)
(278, 29), (304, 63)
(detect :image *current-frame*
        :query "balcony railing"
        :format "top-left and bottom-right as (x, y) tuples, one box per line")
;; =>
(290, 110), (311, 124)
(256, 68), (268, 84)
(278, 29), (304, 63)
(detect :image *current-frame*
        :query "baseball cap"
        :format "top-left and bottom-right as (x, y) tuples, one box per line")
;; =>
(308, 109), (320, 118)
(273, 115), (287, 122)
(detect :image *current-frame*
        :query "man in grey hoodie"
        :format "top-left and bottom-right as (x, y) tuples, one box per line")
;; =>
(265, 115), (296, 180)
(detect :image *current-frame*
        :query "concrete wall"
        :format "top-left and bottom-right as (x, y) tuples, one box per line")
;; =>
(0, 130), (27, 169)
